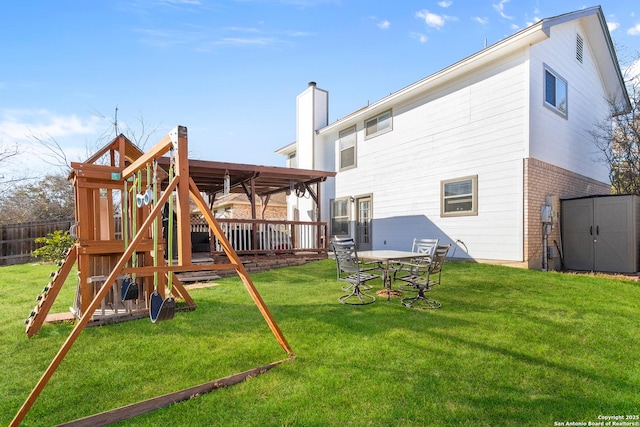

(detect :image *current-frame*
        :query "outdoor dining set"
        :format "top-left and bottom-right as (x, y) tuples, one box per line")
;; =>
(331, 238), (450, 309)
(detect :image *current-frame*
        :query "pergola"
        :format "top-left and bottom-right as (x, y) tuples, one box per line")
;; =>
(157, 157), (335, 220)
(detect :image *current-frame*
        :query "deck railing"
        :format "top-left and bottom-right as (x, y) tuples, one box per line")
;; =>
(113, 215), (329, 258)
(192, 218), (329, 257)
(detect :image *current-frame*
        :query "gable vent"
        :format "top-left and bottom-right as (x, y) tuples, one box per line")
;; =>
(576, 33), (584, 64)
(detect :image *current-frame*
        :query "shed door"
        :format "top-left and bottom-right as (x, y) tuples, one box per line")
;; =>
(562, 198), (594, 271)
(355, 196), (372, 251)
(594, 197), (633, 272)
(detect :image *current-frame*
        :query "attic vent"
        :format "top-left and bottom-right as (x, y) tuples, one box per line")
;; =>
(576, 33), (584, 64)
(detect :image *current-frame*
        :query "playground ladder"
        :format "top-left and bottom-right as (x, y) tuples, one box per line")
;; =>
(25, 245), (78, 337)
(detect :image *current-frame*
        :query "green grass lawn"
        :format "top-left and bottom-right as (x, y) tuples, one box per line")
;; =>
(1, 260), (638, 426)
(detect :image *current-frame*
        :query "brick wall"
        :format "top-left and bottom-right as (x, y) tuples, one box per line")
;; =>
(524, 158), (610, 269)
(226, 203), (287, 220)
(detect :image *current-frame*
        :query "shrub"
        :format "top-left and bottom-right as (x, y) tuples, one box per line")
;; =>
(32, 230), (75, 263)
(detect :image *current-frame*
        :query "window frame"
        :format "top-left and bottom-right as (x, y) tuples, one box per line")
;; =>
(440, 175), (478, 217)
(338, 125), (357, 171)
(364, 109), (392, 140)
(330, 197), (351, 237)
(543, 64), (568, 118)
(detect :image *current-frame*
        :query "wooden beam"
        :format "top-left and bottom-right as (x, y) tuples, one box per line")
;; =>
(174, 126), (192, 265)
(120, 263), (237, 276)
(122, 133), (173, 179)
(25, 246), (78, 337)
(57, 357), (293, 427)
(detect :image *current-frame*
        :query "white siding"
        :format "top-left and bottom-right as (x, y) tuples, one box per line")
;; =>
(325, 53), (529, 261)
(529, 20), (611, 183)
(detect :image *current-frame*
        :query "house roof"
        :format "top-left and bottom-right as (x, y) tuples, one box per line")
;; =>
(318, 6), (630, 135)
(157, 157), (335, 197)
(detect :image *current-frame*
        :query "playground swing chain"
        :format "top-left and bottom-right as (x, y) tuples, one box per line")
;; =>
(148, 157), (176, 322)
(121, 159), (176, 322)
(120, 176), (139, 302)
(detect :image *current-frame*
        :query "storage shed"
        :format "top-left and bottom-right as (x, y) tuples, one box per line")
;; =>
(561, 195), (640, 273)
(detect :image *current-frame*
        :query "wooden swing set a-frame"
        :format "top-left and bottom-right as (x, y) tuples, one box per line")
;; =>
(11, 126), (294, 426)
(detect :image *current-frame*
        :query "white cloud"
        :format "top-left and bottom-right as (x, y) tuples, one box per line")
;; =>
(493, 0), (513, 20)
(608, 22), (620, 32)
(410, 32), (428, 43)
(438, 1), (452, 7)
(525, 17), (541, 28)
(0, 109), (103, 143)
(474, 16), (488, 25)
(416, 9), (456, 30)
(377, 20), (390, 30)
(0, 110), (108, 175)
(628, 23), (640, 36)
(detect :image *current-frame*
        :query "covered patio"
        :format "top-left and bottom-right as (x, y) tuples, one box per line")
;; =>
(156, 157), (335, 262)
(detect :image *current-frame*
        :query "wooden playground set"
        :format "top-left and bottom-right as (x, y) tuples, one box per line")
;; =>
(12, 126), (294, 426)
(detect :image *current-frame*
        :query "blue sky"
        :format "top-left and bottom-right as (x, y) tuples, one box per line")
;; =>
(1, 0), (639, 181)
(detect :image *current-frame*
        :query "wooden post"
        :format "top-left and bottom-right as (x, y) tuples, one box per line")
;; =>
(174, 126), (192, 265)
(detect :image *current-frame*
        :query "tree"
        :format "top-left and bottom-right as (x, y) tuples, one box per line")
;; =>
(0, 109), (159, 224)
(0, 140), (26, 197)
(591, 56), (640, 194)
(0, 173), (75, 224)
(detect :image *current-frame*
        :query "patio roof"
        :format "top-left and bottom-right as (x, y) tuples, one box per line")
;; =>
(157, 157), (335, 199)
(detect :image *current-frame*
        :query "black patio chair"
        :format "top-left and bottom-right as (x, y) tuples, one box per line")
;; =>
(331, 239), (379, 305)
(398, 244), (450, 310)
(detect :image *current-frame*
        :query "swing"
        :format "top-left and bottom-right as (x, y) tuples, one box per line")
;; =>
(149, 159), (175, 323)
(120, 177), (139, 302)
(121, 277), (139, 301)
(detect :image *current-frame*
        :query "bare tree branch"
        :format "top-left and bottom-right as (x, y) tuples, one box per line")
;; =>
(0, 141), (22, 164)
(591, 68), (640, 194)
(27, 131), (71, 172)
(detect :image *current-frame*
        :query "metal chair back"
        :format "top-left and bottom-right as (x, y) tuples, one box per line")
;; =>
(331, 239), (361, 276)
(426, 244), (450, 286)
(412, 238), (438, 256)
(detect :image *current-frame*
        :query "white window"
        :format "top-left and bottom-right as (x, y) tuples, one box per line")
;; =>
(365, 110), (392, 139)
(330, 198), (350, 236)
(441, 175), (478, 217)
(338, 126), (356, 171)
(286, 152), (297, 168)
(544, 65), (568, 117)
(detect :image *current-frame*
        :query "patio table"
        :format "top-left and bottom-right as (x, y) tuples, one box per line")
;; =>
(357, 250), (431, 301)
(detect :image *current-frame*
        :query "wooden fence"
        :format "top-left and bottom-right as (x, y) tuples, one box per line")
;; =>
(0, 218), (74, 266)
